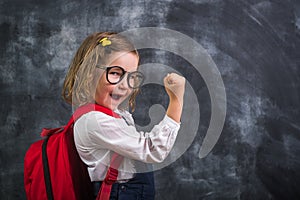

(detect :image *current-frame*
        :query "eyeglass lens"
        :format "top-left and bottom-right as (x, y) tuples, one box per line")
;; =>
(106, 66), (144, 88)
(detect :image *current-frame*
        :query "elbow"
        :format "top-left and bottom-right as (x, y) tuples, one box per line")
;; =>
(136, 139), (175, 164)
(144, 149), (169, 164)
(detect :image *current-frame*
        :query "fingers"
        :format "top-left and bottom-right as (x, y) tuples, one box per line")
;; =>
(164, 73), (186, 102)
(164, 73), (185, 86)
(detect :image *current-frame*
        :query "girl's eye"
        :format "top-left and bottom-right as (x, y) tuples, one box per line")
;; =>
(109, 68), (124, 76)
(109, 71), (121, 76)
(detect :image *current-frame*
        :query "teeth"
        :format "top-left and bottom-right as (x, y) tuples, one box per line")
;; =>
(110, 94), (122, 100)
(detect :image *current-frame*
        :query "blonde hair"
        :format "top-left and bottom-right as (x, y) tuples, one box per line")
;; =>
(62, 32), (140, 110)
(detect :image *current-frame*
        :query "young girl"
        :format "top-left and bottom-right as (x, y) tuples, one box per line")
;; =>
(62, 32), (185, 199)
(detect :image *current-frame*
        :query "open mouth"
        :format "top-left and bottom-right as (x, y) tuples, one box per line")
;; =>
(110, 93), (123, 101)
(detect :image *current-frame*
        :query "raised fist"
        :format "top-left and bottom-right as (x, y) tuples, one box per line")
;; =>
(164, 73), (186, 103)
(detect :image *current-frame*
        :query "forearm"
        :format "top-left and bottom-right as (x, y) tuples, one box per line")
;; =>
(164, 73), (185, 123)
(166, 97), (183, 123)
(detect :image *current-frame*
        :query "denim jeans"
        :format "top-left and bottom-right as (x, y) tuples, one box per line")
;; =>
(93, 172), (155, 200)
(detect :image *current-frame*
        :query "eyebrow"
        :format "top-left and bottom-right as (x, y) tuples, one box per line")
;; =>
(96, 65), (139, 73)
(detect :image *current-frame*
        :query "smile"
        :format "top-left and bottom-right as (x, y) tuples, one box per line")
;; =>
(110, 93), (123, 101)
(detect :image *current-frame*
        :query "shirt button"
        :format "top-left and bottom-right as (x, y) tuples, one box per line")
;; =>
(121, 185), (126, 191)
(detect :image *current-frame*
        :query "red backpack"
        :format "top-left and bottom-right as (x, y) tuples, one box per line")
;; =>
(24, 103), (122, 200)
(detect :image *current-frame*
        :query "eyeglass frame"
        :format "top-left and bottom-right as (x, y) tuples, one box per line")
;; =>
(96, 65), (145, 89)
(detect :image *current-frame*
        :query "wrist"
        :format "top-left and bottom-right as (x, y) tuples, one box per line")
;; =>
(169, 95), (184, 107)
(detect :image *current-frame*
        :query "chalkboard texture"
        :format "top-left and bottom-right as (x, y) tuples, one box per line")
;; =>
(0, 0), (299, 199)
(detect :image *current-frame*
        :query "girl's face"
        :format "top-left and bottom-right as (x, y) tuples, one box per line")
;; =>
(95, 52), (139, 110)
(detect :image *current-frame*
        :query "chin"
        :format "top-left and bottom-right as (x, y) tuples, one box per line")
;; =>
(107, 102), (120, 111)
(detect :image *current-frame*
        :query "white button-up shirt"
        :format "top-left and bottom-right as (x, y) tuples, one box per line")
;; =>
(74, 109), (180, 182)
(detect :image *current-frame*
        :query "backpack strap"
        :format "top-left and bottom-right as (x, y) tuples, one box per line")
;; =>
(42, 103), (122, 200)
(42, 136), (54, 200)
(41, 104), (121, 137)
(96, 153), (124, 200)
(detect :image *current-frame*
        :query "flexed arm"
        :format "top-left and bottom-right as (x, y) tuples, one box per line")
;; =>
(164, 73), (186, 123)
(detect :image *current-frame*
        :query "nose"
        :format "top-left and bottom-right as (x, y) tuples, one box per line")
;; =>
(117, 73), (130, 90)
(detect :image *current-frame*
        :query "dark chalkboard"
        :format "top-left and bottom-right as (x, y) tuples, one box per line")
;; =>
(1, 0), (300, 199)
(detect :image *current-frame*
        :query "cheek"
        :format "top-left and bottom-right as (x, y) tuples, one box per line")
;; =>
(127, 89), (134, 96)
(123, 89), (134, 101)
(95, 76), (109, 96)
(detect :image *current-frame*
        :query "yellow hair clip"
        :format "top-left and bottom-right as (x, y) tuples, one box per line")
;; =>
(99, 37), (111, 47)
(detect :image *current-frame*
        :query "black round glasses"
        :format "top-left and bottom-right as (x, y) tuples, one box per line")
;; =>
(97, 66), (144, 89)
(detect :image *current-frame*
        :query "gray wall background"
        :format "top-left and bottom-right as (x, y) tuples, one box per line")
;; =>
(1, 0), (300, 199)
